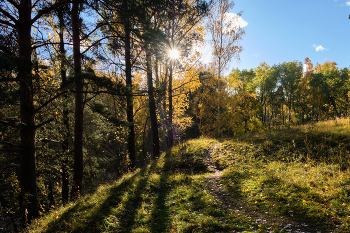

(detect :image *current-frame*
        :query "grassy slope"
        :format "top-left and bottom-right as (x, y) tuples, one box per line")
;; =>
(27, 119), (350, 232)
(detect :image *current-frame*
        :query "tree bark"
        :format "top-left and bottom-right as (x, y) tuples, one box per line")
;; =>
(71, 0), (84, 200)
(168, 64), (174, 147)
(18, 0), (39, 222)
(58, 3), (70, 204)
(146, 46), (160, 158)
(123, 1), (136, 168)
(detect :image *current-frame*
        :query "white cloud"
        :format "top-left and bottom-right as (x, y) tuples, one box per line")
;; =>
(253, 53), (260, 58)
(313, 44), (328, 52)
(346, 1), (350, 6)
(223, 13), (248, 32)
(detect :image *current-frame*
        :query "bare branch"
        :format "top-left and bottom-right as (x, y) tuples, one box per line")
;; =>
(32, 0), (41, 9)
(6, 0), (19, 8)
(0, 7), (17, 24)
(0, 19), (15, 28)
(0, 164), (20, 176)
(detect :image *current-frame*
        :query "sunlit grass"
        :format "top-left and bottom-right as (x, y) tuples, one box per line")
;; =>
(216, 119), (350, 232)
(27, 120), (350, 232)
(26, 138), (255, 233)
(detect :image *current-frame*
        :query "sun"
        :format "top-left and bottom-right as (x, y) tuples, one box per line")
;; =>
(169, 49), (180, 59)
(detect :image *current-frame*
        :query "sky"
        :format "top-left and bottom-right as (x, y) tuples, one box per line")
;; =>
(201, 0), (350, 73)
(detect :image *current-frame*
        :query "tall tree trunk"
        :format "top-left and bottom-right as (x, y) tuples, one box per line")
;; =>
(168, 64), (174, 147)
(48, 175), (55, 208)
(146, 46), (160, 158)
(58, 5), (70, 204)
(71, 0), (84, 200)
(123, 4), (136, 168)
(162, 64), (168, 148)
(18, 0), (39, 222)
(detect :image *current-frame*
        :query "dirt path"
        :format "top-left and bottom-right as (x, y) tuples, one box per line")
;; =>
(203, 144), (326, 233)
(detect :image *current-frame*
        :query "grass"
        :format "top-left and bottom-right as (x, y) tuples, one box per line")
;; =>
(26, 119), (350, 232)
(216, 118), (350, 232)
(26, 138), (255, 233)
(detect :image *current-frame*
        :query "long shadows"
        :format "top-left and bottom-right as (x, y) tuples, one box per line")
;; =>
(149, 152), (172, 233)
(42, 154), (174, 233)
(42, 170), (139, 233)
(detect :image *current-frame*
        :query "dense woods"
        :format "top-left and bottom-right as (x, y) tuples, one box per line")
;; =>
(0, 0), (349, 231)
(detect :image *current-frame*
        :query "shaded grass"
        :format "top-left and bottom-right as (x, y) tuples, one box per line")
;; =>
(26, 138), (255, 233)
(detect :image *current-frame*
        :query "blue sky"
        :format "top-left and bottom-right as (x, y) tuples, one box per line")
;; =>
(204, 0), (350, 73)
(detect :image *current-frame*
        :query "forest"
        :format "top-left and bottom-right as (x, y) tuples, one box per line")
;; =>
(1, 0), (350, 232)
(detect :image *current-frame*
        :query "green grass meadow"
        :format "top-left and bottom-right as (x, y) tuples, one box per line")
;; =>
(27, 119), (350, 232)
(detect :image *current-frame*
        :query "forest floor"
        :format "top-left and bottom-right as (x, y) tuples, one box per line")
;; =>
(26, 119), (350, 232)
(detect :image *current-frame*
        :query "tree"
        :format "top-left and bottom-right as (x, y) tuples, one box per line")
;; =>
(254, 62), (278, 126)
(0, 0), (70, 222)
(206, 0), (244, 137)
(279, 61), (302, 124)
(165, 0), (209, 147)
(70, 0), (84, 200)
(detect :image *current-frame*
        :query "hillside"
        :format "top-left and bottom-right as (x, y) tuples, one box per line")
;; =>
(26, 119), (350, 232)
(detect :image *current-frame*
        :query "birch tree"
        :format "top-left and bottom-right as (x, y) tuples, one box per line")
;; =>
(206, 0), (244, 137)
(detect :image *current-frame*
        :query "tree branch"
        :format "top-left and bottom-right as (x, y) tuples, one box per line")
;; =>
(31, 0), (71, 24)
(35, 91), (68, 113)
(81, 36), (114, 55)
(0, 44), (15, 56)
(37, 138), (68, 148)
(35, 118), (54, 129)
(6, 0), (19, 8)
(32, 41), (70, 50)
(0, 19), (15, 28)
(0, 164), (20, 176)
(0, 141), (22, 150)
(74, 90), (146, 97)
(0, 7), (17, 24)
(0, 120), (17, 128)
(80, 22), (108, 41)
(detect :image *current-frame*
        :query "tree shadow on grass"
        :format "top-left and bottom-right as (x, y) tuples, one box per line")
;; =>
(221, 169), (337, 232)
(149, 151), (172, 233)
(42, 164), (153, 233)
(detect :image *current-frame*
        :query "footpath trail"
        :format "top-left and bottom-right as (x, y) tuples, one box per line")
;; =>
(203, 144), (324, 233)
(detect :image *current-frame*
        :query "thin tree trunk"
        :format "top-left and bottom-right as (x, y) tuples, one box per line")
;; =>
(162, 64), (168, 148)
(168, 64), (174, 147)
(71, 0), (84, 200)
(58, 4), (70, 204)
(18, 0), (39, 222)
(146, 47), (160, 158)
(48, 175), (55, 208)
(123, 4), (136, 168)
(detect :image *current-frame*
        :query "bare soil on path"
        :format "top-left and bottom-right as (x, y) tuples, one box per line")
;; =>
(203, 144), (329, 233)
